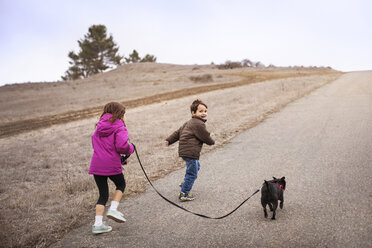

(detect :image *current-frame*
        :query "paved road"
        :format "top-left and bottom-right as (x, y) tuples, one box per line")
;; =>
(53, 71), (372, 248)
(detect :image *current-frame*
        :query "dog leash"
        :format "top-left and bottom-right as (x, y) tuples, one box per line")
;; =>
(132, 144), (260, 220)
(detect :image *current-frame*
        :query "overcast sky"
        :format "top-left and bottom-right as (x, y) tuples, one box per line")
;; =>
(0, 0), (371, 86)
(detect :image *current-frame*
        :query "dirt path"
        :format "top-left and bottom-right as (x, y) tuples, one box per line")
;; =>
(52, 72), (372, 248)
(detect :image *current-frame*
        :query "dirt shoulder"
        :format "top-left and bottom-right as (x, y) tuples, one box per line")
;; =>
(0, 67), (340, 138)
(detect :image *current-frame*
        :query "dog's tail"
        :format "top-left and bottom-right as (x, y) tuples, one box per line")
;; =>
(264, 180), (271, 194)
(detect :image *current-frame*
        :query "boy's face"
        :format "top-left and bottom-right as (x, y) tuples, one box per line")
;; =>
(192, 104), (208, 120)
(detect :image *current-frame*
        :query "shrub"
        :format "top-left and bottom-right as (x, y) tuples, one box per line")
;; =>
(189, 74), (213, 83)
(217, 59), (266, 70)
(217, 60), (242, 70)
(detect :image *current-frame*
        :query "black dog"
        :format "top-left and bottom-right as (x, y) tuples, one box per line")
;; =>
(261, 177), (286, 220)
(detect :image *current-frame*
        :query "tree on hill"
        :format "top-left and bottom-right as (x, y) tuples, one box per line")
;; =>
(242, 59), (253, 67)
(125, 50), (141, 63)
(62, 24), (123, 80)
(125, 50), (157, 63)
(140, 54), (157, 63)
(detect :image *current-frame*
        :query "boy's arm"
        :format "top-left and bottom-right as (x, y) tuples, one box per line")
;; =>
(165, 126), (181, 145)
(194, 123), (215, 145)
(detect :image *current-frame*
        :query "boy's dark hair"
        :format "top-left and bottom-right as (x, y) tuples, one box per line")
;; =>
(100, 102), (126, 123)
(190, 99), (207, 113)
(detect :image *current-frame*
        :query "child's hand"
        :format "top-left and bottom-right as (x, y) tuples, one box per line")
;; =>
(121, 155), (128, 165)
(165, 141), (169, 147)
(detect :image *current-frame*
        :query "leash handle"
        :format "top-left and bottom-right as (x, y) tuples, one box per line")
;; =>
(133, 145), (260, 220)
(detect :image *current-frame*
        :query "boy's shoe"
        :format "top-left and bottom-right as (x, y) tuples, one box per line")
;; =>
(179, 182), (184, 187)
(92, 223), (112, 234)
(107, 209), (126, 223)
(178, 192), (194, 201)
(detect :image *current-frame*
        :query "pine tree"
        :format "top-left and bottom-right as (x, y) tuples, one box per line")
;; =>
(140, 54), (157, 63)
(125, 50), (141, 63)
(62, 25), (123, 80)
(125, 50), (157, 63)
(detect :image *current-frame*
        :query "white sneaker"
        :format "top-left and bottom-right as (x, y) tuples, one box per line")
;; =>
(107, 209), (126, 223)
(92, 222), (112, 234)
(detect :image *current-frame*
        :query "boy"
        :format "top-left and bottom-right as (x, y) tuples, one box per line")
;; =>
(165, 99), (215, 201)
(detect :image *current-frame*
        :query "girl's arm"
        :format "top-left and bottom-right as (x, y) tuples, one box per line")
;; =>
(115, 126), (134, 156)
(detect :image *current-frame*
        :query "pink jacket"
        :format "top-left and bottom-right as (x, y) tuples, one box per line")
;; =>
(89, 113), (134, 175)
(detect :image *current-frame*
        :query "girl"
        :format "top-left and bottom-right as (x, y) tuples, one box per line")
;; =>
(89, 102), (134, 234)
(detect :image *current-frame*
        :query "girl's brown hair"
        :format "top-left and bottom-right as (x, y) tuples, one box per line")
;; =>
(100, 102), (126, 123)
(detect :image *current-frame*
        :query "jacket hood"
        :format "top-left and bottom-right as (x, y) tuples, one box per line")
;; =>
(95, 113), (123, 137)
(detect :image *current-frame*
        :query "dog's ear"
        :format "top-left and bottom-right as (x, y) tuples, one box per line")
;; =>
(273, 177), (277, 180)
(281, 176), (285, 180)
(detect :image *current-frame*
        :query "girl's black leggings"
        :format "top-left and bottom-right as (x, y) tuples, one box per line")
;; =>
(93, 173), (126, 206)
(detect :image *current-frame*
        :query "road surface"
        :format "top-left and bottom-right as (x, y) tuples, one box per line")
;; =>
(53, 71), (372, 248)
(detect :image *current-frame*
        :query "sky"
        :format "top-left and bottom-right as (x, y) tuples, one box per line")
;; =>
(0, 0), (371, 86)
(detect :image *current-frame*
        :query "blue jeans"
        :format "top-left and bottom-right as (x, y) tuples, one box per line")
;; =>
(181, 157), (200, 194)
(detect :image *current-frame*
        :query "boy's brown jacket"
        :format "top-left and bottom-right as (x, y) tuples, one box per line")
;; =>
(166, 116), (215, 159)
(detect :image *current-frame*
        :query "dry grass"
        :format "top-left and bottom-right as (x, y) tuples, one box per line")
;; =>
(0, 64), (342, 248)
(0, 63), (238, 125)
(0, 66), (336, 138)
